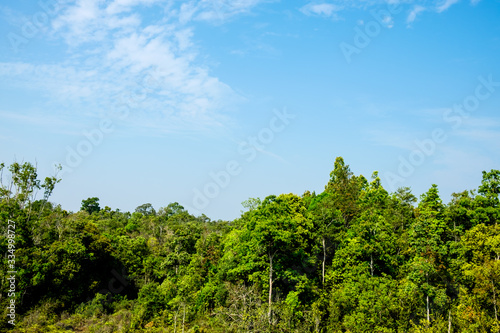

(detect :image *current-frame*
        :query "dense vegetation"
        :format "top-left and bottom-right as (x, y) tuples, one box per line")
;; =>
(1, 157), (499, 332)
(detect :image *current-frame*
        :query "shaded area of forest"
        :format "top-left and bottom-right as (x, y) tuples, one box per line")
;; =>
(1, 157), (499, 332)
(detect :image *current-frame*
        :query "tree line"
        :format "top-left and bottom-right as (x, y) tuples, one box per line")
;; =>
(0, 157), (499, 332)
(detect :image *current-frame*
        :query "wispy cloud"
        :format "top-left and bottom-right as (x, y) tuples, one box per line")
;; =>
(455, 129), (500, 144)
(0, 5), (30, 27)
(453, 117), (500, 146)
(0, 108), (83, 132)
(366, 112), (500, 153)
(179, 0), (273, 23)
(366, 125), (421, 151)
(407, 5), (426, 26)
(0, 0), (264, 134)
(300, 0), (479, 24)
(436, 0), (460, 13)
(300, 3), (342, 18)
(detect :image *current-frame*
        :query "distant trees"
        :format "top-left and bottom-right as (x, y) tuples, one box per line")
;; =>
(1, 157), (499, 332)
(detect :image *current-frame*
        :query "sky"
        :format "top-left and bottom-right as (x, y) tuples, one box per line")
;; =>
(0, 0), (499, 220)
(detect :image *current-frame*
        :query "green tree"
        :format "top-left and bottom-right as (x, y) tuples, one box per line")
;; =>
(462, 223), (500, 329)
(81, 197), (100, 215)
(241, 197), (262, 212)
(307, 192), (343, 287)
(220, 194), (314, 327)
(325, 156), (366, 227)
(475, 170), (500, 227)
(158, 202), (187, 218)
(135, 203), (156, 216)
(406, 185), (451, 327)
(478, 170), (500, 201)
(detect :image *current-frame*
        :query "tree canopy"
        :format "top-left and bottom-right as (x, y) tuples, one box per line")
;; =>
(1, 157), (499, 332)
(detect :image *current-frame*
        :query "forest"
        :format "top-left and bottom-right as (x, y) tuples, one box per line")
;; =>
(0, 157), (499, 332)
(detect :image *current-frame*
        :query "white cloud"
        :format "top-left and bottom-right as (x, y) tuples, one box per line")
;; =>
(383, 15), (394, 28)
(180, 0), (273, 23)
(300, 3), (342, 17)
(0, 1), (263, 134)
(299, 0), (479, 24)
(105, 0), (161, 15)
(436, 0), (460, 13)
(407, 5), (425, 26)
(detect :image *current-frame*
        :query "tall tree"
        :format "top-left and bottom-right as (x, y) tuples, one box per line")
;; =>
(475, 170), (500, 227)
(220, 194), (314, 327)
(135, 203), (156, 216)
(325, 156), (366, 227)
(81, 197), (100, 215)
(406, 184), (451, 326)
(307, 192), (343, 287)
(462, 223), (500, 327)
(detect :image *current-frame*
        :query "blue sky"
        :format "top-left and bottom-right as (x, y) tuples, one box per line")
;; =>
(1, 0), (499, 220)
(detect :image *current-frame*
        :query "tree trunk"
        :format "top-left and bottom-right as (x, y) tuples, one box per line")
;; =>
(322, 237), (326, 287)
(174, 309), (178, 333)
(448, 310), (451, 333)
(426, 272), (430, 325)
(370, 254), (374, 277)
(268, 253), (274, 326)
(426, 294), (430, 324)
(453, 220), (458, 242)
(182, 304), (186, 333)
(493, 281), (498, 321)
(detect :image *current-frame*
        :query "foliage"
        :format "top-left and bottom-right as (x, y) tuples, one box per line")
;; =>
(1, 159), (499, 332)
(81, 197), (101, 215)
